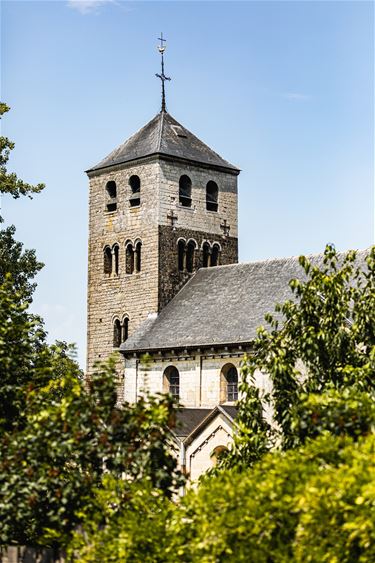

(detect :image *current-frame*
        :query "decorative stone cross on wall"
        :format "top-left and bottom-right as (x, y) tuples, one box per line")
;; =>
(167, 210), (178, 230)
(220, 219), (230, 238)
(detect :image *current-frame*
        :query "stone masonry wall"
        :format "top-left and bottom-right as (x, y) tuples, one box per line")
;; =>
(157, 159), (239, 308)
(86, 160), (161, 375)
(158, 225), (238, 308)
(124, 352), (244, 408)
(158, 159), (238, 236)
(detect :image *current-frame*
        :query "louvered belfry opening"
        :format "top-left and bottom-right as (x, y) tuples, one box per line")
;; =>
(179, 175), (192, 207)
(129, 175), (141, 207)
(106, 180), (117, 212)
(206, 180), (218, 212)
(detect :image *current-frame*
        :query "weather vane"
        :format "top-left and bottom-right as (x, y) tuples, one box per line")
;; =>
(156, 32), (171, 113)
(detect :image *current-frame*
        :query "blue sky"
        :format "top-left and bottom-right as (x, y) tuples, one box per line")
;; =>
(2, 0), (374, 367)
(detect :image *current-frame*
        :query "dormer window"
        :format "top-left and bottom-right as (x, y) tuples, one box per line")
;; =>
(129, 175), (141, 207)
(106, 181), (117, 212)
(171, 124), (187, 138)
(206, 181), (218, 212)
(179, 175), (192, 207)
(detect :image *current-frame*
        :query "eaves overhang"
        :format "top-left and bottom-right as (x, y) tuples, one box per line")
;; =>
(120, 340), (253, 359)
(85, 152), (241, 177)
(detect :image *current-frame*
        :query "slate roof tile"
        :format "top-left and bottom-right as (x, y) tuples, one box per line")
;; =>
(87, 111), (239, 173)
(121, 250), (369, 354)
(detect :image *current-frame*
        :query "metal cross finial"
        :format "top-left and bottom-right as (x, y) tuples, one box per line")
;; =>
(220, 219), (231, 238)
(156, 32), (171, 113)
(167, 209), (178, 230)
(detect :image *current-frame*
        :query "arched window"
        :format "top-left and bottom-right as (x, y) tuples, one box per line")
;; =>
(106, 181), (117, 212)
(135, 241), (142, 273)
(129, 175), (141, 207)
(206, 181), (218, 212)
(220, 364), (238, 403)
(113, 319), (121, 348)
(163, 366), (180, 400)
(202, 242), (211, 268)
(113, 244), (119, 275)
(179, 175), (192, 207)
(126, 243), (134, 274)
(186, 240), (196, 273)
(104, 246), (112, 275)
(122, 317), (129, 342)
(211, 243), (220, 267)
(178, 240), (186, 272)
(210, 445), (229, 466)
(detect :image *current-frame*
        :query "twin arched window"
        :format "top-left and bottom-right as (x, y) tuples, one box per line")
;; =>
(178, 240), (220, 271)
(104, 177), (141, 211)
(113, 316), (129, 348)
(163, 366), (180, 400)
(220, 364), (238, 403)
(178, 176), (219, 211)
(104, 241), (142, 276)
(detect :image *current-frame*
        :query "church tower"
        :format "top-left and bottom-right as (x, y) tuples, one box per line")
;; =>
(85, 37), (240, 375)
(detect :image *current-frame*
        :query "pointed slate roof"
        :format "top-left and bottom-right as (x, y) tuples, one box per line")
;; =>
(87, 111), (239, 173)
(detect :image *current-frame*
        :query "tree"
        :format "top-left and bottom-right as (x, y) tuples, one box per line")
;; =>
(169, 433), (375, 563)
(0, 225), (43, 302)
(0, 103), (44, 200)
(0, 356), (180, 545)
(0, 104), (45, 303)
(221, 244), (375, 468)
(0, 280), (180, 546)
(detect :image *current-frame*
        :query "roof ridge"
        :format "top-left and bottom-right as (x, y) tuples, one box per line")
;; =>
(156, 111), (164, 152)
(203, 248), (371, 271)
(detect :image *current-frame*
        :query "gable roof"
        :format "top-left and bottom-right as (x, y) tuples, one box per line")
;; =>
(173, 406), (238, 443)
(121, 250), (369, 354)
(174, 408), (213, 438)
(87, 111), (239, 173)
(182, 405), (238, 446)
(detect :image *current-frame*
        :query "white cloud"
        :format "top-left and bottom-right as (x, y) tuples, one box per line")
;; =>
(283, 92), (311, 102)
(67, 0), (114, 15)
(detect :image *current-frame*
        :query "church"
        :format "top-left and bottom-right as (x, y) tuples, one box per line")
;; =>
(84, 38), (346, 479)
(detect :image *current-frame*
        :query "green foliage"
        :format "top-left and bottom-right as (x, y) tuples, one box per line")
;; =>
(0, 280), (180, 546)
(0, 103), (44, 200)
(68, 478), (173, 562)
(291, 385), (375, 444)
(0, 362), (180, 545)
(222, 245), (375, 468)
(0, 225), (43, 301)
(0, 276), (49, 432)
(67, 434), (375, 562)
(175, 434), (375, 562)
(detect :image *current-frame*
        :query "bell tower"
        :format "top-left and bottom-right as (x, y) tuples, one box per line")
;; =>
(85, 36), (240, 375)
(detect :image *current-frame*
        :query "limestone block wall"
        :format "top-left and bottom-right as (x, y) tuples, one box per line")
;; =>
(123, 352), (244, 408)
(158, 159), (238, 236)
(156, 159), (239, 307)
(86, 159), (161, 374)
(185, 413), (234, 481)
